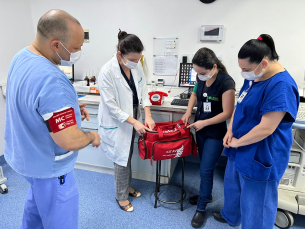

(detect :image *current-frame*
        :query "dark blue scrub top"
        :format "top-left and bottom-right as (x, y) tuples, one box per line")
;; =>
(224, 70), (299, 181)
(119, 64), (139, 108)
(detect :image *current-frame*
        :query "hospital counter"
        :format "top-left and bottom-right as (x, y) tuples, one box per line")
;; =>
(76, 94), (197, 183)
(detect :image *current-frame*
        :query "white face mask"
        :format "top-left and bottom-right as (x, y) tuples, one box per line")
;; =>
(198, 68), (215, 81)
(241, 61), (263, 81)
(122, 55), (138, 69)
(56, 42), (82, 66)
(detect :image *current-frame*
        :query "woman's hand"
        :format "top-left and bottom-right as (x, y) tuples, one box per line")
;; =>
(188, 120), (207, 132)
(228, 137), (240, 148)
(223, 130), (234, 148)
(181, 111), (191, 126)
(133, 120), (150, 135)
(145, 116), (155, 130)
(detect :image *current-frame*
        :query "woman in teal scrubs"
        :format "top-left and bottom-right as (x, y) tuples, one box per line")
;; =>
(212, 34), (299, 229)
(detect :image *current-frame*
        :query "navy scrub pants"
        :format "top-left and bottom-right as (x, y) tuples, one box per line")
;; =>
(220, 158), (280, 229)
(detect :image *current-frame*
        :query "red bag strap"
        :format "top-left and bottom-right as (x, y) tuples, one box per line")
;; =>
(177, 126), (185, 136)
(157, 127), (164, 139)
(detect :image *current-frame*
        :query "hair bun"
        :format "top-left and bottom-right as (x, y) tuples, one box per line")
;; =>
(118, 29), (128, 40)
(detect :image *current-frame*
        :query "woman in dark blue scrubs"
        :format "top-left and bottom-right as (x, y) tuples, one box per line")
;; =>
(213, 34), (299, 229)
(181, 47), (235, 228)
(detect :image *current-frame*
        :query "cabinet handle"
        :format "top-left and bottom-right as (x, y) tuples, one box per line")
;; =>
(82, 127), (98, 131)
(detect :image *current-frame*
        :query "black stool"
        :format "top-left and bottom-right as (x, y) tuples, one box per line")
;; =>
(154, 157), (186, 211)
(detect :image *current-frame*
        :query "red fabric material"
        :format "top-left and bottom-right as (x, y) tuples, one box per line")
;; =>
(48, 108), (76, 133)
(138, 120), (198, 163)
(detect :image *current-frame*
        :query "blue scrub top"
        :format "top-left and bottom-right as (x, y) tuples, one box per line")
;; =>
(224, 70), (299, 181)
(4, 48), (81, 178)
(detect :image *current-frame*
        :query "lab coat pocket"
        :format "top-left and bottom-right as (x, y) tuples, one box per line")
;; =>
(247, 159), (272, 181)
(99, 125), (118, 147)
(56, 170), (79, 203)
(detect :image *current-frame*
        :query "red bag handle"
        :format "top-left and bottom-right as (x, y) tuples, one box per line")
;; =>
(157, 127), (164, 139)
(177, 127), (186, 136)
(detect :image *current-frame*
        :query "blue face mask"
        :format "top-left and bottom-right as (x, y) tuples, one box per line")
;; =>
(56, 42), (82, 66)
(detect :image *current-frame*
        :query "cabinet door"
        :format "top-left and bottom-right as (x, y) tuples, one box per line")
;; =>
(77, 129), (114, 168)
(142, 110), (172, 123)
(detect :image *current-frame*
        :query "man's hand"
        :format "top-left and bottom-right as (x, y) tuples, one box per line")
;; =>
(90, 131), (101, 148)
(79, 103), (89, 121)
(145, 116), (155, 130)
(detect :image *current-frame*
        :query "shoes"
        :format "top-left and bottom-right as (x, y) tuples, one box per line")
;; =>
(189, 195), (213, 205)
(129, 190), (141, 198)
(116, 199), (134, 212)
(212, 211), (227, 223)
(191, 210), (206, 228)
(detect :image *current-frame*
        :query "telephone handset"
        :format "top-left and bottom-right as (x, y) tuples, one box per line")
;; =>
(148, 91), (168, 105)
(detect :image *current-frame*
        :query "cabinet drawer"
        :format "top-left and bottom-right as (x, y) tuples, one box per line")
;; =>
(85, 105), (98, 115)
(81, 122), (98, 130)
(83, 114), (98, 124)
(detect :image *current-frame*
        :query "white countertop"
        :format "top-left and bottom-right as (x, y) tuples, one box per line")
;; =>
(78, 94), (196, 113)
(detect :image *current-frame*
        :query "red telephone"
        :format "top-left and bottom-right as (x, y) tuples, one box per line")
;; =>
(148, 91), (168, 105)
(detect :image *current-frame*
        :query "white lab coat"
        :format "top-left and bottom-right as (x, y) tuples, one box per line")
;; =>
(97, 54), (151, 167)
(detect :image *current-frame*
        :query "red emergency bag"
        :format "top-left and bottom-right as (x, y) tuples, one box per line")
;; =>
(138, 120), (198, 165)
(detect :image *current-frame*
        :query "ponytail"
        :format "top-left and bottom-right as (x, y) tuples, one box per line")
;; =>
(216, 59), (228, 75)
(238, 34), (279, 64)
(192, 47), (229, 75)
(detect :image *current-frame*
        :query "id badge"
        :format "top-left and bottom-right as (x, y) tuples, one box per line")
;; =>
(204, 102), (211, 113)
(237, 91), (248, 104)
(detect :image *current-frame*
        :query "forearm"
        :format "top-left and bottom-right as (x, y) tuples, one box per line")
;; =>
(237, 124), (272, 147)
(204, 111), (232, 127)
(227, 109), (235, 132)
(186, 93), (197, 114)
(144, 106), (151, 118)
(64, 130), (95, 151)
(125, 116), (137, 125)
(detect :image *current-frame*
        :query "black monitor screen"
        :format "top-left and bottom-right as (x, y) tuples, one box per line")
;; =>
(179, 63), (196, 87)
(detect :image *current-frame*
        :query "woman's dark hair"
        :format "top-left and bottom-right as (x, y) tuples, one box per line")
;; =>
(238, 34), (279, 64)
(192, 47), (228, 75)
(117, 29), (144, 55)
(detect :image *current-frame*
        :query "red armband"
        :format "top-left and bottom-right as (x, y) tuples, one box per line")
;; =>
(47, 108), (77, 133)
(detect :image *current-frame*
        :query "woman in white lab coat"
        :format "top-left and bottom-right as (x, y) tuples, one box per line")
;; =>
(98, 30), (155, 212)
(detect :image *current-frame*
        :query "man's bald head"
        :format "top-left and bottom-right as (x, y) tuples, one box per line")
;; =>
(37, 9), (81, 44)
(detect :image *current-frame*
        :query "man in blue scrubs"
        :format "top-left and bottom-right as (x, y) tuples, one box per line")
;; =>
(5, 10), (100, 229)
(212, 34), (299, 229)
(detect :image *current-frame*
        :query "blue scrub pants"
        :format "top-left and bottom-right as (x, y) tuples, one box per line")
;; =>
(220, 158), (279, 229)
(196, 134), (224, 211)
(21, 170), (79, 229)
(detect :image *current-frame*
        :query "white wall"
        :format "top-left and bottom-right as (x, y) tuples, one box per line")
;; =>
(0, 0), (35, 155)
(29, 0), (305, 87)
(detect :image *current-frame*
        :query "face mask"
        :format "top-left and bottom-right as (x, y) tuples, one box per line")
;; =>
(122, 55), (138, 69)
(56, 42), (82, 66)
(198, 68), (215, 81)
(241, 62), (263, 81)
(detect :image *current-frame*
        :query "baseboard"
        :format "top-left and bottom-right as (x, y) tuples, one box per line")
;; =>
(74, 162), (169, 183)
